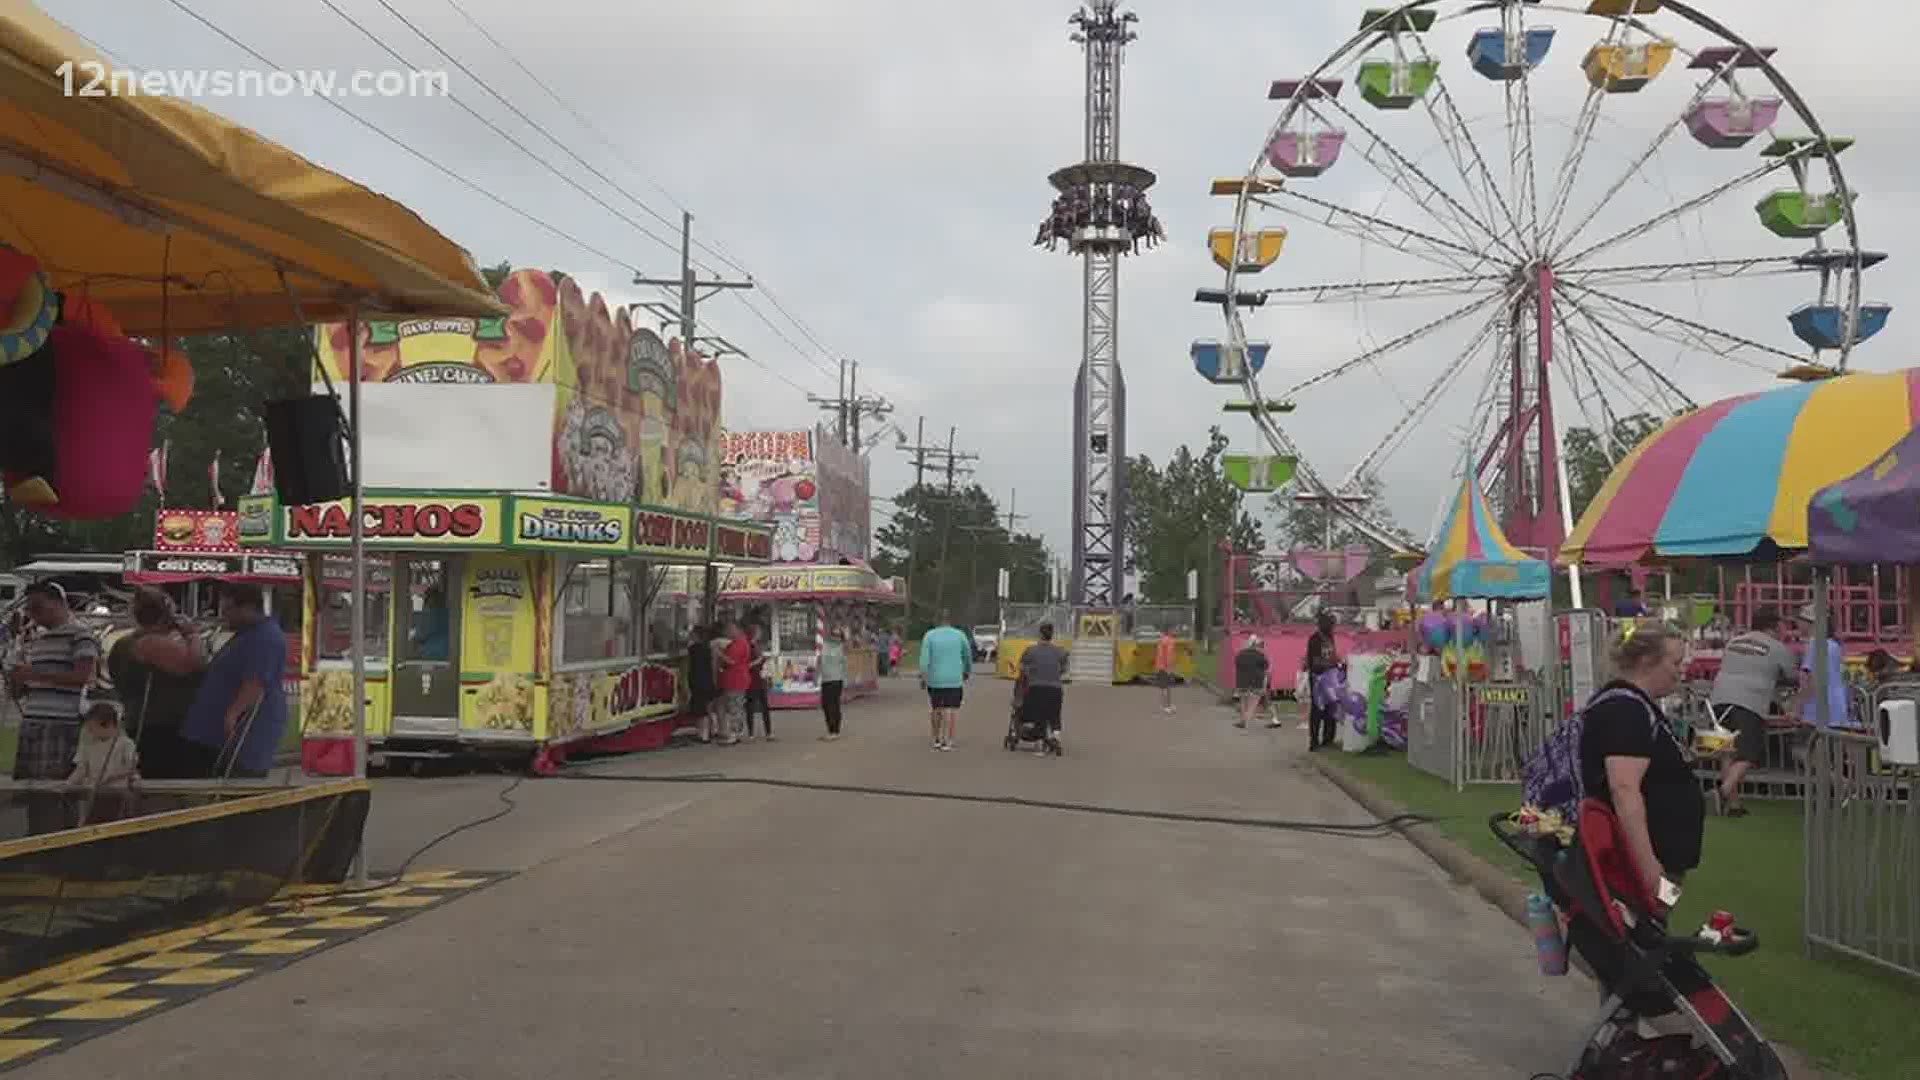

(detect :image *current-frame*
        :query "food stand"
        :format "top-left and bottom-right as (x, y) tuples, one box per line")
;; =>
(243, 489), (770, 768)
(708, 563), (904, 708)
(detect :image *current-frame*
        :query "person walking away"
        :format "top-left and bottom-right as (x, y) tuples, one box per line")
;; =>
(181, 584), (288, 779)
(1579, 623), (1701, 907)
(874, 628), (891, 678)
(1233, 636), (1269, 729)
(744, 623), (774, 740)
(9, 583), (101, 783)
(818, 628), (848, 741)
(687, 624), (717, 744)
(1018, 622), (1069, 751)
(889, 631), (904, 675)
(920, 613), (971, 750)
(1708, 609), (1798, 817)
(1306, 611), (1342, 749)
(1793, 605), (1851, 734)
(1154, 627), (1178, 715)
(713, 620), (751, 745)
(107, 588), (208, 778)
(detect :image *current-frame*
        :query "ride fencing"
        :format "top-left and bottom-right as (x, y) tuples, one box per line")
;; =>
(1804, 680), (1920, 981)
(1410, 669), (1566, 790)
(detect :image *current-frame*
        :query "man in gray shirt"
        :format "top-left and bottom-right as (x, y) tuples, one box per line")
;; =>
(1708, 609), (1799, 816)
(1019, 622), (1070, 745)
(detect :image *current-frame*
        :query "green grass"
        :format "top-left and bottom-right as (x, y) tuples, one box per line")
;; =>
(1331, 752), (1920, 1080)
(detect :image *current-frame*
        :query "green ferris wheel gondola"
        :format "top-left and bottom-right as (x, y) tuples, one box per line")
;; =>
(1221, 454), (1295, 494)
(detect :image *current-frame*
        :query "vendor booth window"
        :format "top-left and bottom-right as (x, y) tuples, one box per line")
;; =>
(560, 558), (641, 667)
(774, 606), (815, 654)
(643, 572), (693, 657)
(317, 565), (393, 666)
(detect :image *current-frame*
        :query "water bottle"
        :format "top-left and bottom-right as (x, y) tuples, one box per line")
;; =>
(1527, 893), (1568, 976)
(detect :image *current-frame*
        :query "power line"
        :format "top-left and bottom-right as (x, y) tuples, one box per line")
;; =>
(161, 0), (639, 275)
(315, 0), (685, 258)
(436, 0), (856, 385)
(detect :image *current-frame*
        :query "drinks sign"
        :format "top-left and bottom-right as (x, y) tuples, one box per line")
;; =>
(512, 497), (628, 552)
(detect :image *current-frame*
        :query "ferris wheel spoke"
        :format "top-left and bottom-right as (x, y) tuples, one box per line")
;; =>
(1556, 302), (1655, 438)
(1558, 255), (1805, 289)
(1239, 403), (1414, 555)
(1539, 85), (1610, 253)
(1405, 33), (1530, 255)
(1506, 2), (1545, 255)
(1340, 302), (1508, 491)
(1253, 189), (1494, 275)
(1277, 289), (1512, 399)
(1557, 150), (1808, 269)
(1553, 290), (1699, 411)
(1246, 272), (1505, 306)
(1320, 96), (1520, 261)
(1564, 282), (1806, 372)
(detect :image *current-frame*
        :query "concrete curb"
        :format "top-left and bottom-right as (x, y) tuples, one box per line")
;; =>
(1306, 754), (1841, 1080)
(1305, 754), (1534, 927)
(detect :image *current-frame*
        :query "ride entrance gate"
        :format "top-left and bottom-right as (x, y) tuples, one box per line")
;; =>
(1408, 608), (1590, 792)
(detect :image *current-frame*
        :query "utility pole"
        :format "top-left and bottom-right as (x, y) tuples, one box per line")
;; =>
(813, 358), (892, 451)
(634, 212), (753, 628)
(1003, 488), (1028, 535)
(632, 211), (754, 362)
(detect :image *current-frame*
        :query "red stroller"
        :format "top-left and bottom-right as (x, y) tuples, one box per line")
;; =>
(1491, 801), (1786, 1079)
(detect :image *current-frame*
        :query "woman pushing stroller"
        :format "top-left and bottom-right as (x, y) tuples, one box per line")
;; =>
(1006, 622), (1066, 755)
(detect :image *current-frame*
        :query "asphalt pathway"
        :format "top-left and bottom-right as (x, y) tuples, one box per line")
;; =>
(15, 676), (1594, 1079)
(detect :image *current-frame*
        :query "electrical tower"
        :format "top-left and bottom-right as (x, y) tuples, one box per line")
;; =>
(1036, 2), (1162, 610)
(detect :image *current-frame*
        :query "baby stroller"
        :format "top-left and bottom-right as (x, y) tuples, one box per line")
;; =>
(1491, 802), (1784, 1079)
(1004, 674), (1062, 756)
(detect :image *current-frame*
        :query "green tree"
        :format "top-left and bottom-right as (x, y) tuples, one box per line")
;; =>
(872, 484), (1046, 636)
(1124, 427), (1264, 633)
(1563, 413), (1664, 523)
(1, 327), (310, 566)
(1269, 470), (1401, 555)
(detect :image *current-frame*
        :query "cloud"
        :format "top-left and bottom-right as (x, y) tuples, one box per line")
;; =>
(45, 0), (1917, 563)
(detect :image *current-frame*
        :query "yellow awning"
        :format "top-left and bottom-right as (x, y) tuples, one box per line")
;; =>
(0, 0), (503, 334)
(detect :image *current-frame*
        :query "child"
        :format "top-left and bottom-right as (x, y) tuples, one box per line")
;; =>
(67, 700), (139, 792)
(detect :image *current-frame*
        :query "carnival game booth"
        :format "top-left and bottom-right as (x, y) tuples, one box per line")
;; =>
(243, 489), (772, 772)
(0, 0), (503, 969)
(1561, 369), (1920, 798)
(713, 563), (903, 709)
(1403, 473), (1556, 790)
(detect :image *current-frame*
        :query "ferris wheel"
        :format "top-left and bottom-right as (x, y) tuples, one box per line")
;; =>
(1198, 1), (1887, 562)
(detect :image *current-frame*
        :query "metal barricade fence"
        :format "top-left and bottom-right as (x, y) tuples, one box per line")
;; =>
(1410, 668), (1564, 790)
(1803, 681), (1920, 981)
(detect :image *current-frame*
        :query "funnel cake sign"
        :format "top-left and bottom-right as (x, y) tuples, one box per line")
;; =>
(314, 269), (724, 514)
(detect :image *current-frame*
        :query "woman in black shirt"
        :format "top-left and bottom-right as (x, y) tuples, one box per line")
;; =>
(1578, 622), (1703, 898)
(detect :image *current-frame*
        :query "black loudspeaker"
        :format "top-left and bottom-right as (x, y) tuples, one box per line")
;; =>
(262, 396), (350, 505)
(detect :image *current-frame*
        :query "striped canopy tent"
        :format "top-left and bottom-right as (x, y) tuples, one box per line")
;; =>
(1408, 472), (1551, 601)
(1561, 369), (1920, 567)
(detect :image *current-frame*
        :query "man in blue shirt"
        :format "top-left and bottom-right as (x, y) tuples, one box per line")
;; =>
(184, 584), (288, 779)
(919, 612), (971, 751)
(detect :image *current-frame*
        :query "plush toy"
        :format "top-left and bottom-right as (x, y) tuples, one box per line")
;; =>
(0, 251), (61, 506)
(37, 324), (158, 519)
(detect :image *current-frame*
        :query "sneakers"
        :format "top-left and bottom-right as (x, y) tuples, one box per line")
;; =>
(765, 733), (778, 742)
(1233, 719), (1247, 729)
(937, 741), (954, 752)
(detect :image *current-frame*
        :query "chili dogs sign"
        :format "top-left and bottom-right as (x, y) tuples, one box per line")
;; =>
(281, 495), (506, 548)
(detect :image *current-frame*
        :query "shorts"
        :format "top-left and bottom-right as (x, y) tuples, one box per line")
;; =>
(928, 686), (964, 710)
(716, 692), (746, 732)
(1236, 688), (1266, 705)
(12, 720), (79, 781)
(1153, 670), (1175, 689)
(1722, 704), (1768, 765)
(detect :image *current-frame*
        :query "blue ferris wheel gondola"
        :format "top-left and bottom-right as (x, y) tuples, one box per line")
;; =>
(1192, 339), (1270, 385)
(1466, 28), (1555, 81)
(1788, 303), (1893, 351)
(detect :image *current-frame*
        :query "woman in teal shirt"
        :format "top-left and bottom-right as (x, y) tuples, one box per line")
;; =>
(818, 628), (848, 740)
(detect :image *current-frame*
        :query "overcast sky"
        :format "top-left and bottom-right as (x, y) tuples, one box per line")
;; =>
(46, 0), (1918, 562)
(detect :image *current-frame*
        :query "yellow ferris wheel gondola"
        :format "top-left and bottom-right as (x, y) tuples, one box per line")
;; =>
(1208, 228), (1286, 273)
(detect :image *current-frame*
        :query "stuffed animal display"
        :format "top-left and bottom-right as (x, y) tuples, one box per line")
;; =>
(0, 245), (193, 517)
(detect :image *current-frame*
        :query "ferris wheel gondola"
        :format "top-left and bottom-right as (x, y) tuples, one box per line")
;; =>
(1202, 0), (1888, 570)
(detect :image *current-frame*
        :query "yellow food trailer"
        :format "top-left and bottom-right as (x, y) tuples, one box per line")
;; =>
(240, 489), (772, 772)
